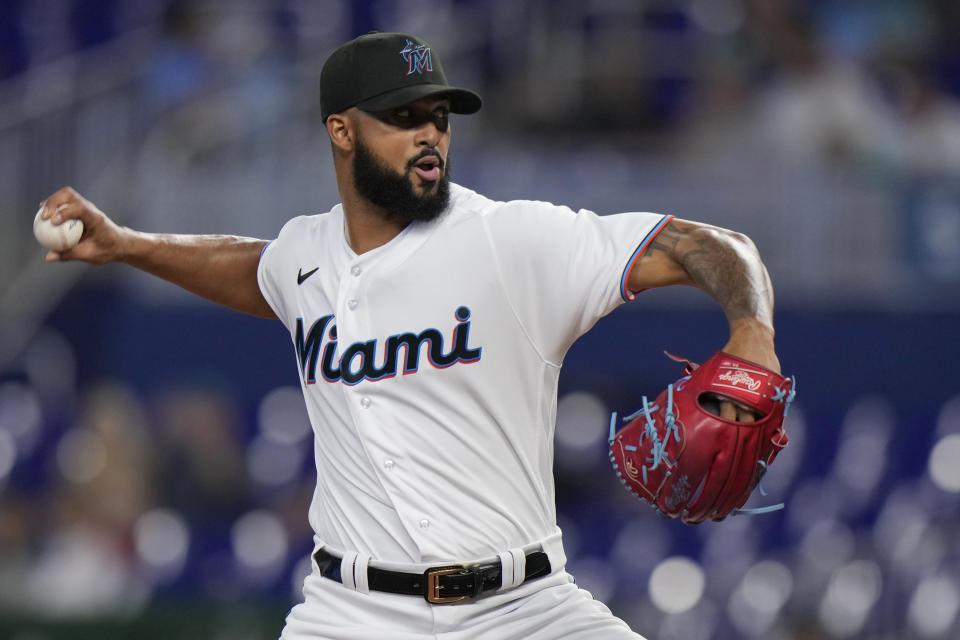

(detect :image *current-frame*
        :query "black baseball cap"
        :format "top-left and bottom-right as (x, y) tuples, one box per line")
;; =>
(320, 32), (482, 122)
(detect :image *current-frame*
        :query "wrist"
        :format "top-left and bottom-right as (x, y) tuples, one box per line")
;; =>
(723, 318), (779, 373)
(117, 227), (148, 264)
(728, 317), (775, 342)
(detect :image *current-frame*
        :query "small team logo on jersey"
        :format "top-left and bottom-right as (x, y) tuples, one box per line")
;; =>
(399, 39), (433, 76)
(295, 306), (481, 385)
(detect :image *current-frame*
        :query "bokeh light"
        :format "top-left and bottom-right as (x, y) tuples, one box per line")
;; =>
(786, 476), (845, 537)
(0, 428), (16, 482)
(554, 390), (608, 468)
(893, 522), (947, 582)
(231, 510), (289, 583)
(908, 574), (960, 638)
(289, 554), (313, 604)
(727, 560), (793, 637)
(700, 516), (757, 595)
(611, 516), (670, 576)
(936, 395), (960, 436)
(55, 428), (107, 483)
(818, 560), (883, 638)
(257, 386), (311, 445)
(800, 519), (855, 575)
(0, 381), (43, 457)
(649, 557), (706, 615)
(832, 397), (893, 498)
(928, 434), (960, 492)
(874, 484), (930, 565)
(658, 600), (720, 640)
(246, 434), (305, 487)
(134, 508), (190, 581)
(689, 0), (745, 35)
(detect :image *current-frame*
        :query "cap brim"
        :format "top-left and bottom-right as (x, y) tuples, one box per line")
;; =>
(355, 83), (482, 115)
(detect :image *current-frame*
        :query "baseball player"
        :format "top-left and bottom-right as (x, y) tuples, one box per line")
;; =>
(39, 32), (780, 639)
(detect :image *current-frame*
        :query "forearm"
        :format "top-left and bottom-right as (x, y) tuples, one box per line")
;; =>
(121, 230), (274, 318)
(673, 225), (774, 331)
(676, 224), (778, 369)
(39, 187), (276, 318)
(631, 218), (778, 370)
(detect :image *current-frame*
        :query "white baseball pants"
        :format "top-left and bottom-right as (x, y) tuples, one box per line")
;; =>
(280, 566), (645, 639)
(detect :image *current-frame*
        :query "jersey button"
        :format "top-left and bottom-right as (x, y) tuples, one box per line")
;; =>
(350, 265), (362, 276)
(360, 397), (371, 409)
(347, 299), (359, 310)
(419, 518), (430, 529)
(383, 459), (395, 470)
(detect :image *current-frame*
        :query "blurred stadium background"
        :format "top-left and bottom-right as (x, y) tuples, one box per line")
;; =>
(1, 1), (960, 638)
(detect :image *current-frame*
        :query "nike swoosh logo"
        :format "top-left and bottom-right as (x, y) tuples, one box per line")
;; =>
(297, 267), (319, 285)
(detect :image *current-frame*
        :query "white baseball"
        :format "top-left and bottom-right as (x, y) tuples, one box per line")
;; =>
(33, 205), (83, 252)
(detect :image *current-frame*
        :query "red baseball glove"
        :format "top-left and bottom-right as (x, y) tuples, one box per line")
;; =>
(608, 351), (795, 524)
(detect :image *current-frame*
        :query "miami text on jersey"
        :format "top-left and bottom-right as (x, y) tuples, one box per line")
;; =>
(295, 306), (482, 385)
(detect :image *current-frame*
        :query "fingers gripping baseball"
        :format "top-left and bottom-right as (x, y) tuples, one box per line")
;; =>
(37, 186), (126, 265)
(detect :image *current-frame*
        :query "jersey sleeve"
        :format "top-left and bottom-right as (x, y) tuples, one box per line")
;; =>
(482, 200), (672, 364)
(256, 217), (303, 334)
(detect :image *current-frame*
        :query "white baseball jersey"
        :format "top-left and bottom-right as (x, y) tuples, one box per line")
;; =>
(257, 183), (670, 566)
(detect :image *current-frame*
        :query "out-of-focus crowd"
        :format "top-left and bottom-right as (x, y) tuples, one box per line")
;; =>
(0, 370), (316, 616)
(3, 0), (959, 174)
(4, 0), (959, 304)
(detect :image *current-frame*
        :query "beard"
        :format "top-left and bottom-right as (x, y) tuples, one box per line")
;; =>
(352, 133), (451, 225)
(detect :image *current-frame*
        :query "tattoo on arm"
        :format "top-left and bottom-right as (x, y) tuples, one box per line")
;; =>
(643, 219), (774, 325)
(642, 220), (685, 258)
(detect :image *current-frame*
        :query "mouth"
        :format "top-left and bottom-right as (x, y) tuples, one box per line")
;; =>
(412, 154), (442, 182)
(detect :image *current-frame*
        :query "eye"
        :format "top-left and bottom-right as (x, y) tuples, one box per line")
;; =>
(432, 109), (450, 131)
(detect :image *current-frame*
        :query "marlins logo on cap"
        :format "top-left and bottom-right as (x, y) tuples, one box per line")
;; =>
(399, 39), (433, 76)
(320, 32), (482, 122)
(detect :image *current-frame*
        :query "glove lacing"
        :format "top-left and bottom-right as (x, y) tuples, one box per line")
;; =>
(608, 375), (797, 519)
(731, 375), (796, 517)
(608, 383), (682, 485)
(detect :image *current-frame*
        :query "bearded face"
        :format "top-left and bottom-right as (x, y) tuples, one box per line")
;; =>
(351, 129), (451, 225)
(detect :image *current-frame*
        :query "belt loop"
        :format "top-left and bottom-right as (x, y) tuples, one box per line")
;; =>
(340, 551), (360, 591)
(497, 548), (526, 592)
(354, 554), (371, 594)
(541, 530), (566, 575)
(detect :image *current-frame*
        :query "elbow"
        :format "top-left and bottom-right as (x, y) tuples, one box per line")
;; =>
(730, 229), (759, 253)
(707, 226), (753, 246)
(691, 226), (761, 259)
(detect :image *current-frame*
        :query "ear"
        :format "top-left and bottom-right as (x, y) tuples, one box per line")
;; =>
(326, 114), (354, 153)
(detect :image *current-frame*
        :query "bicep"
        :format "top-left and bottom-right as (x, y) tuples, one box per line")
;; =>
(244, 243), (278, 319)
(199, 237), (278, 319)
(627, 217), (766, 303)
(245, 240), (278, 319)
(626, 218), (701, 291)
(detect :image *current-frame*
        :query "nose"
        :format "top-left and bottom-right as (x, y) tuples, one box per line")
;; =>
(414, 120), (443, 148)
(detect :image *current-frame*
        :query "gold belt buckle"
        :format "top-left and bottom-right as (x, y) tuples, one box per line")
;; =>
(424, 566), (469, 604)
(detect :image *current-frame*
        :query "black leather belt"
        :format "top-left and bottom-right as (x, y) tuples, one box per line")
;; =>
(313, 548), (552, 604)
